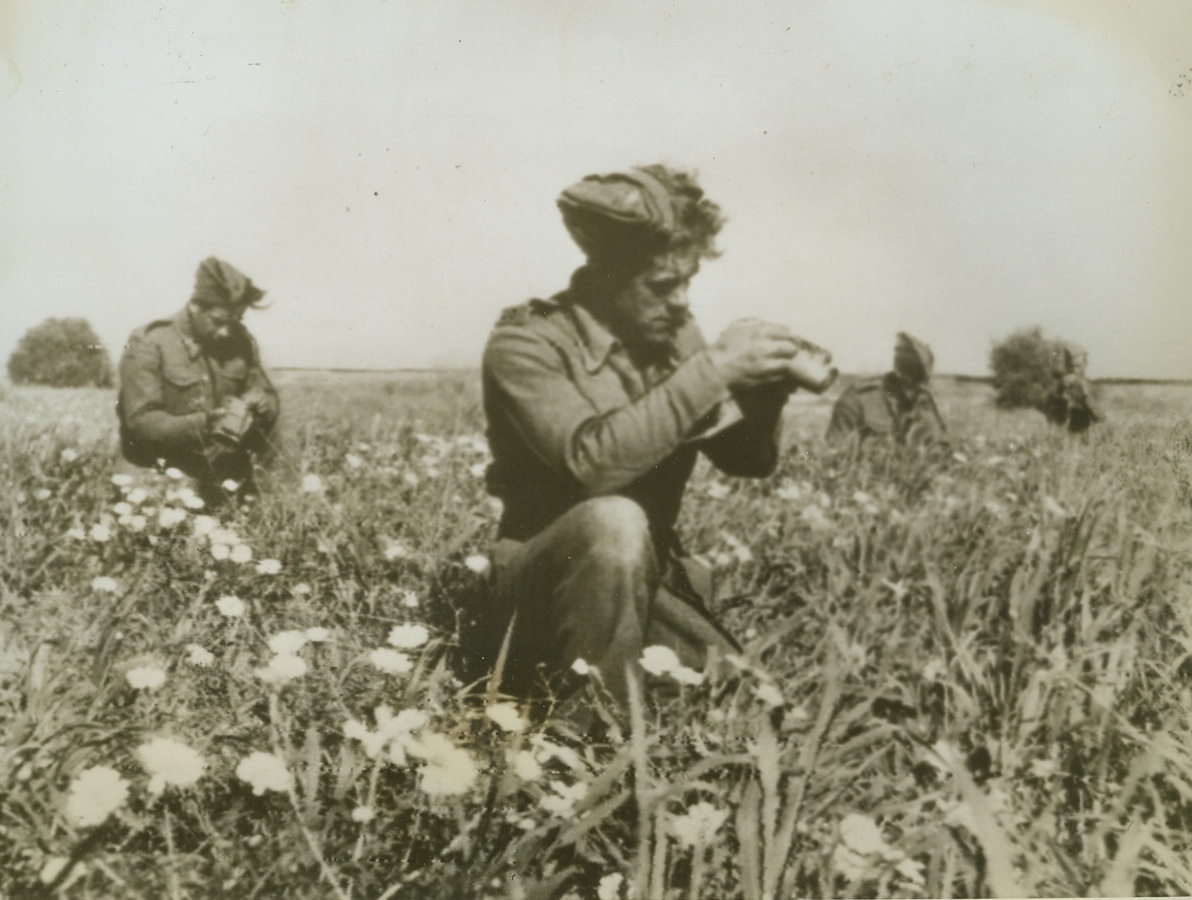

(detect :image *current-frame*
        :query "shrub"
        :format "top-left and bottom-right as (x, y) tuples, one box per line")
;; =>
(989, 326), (1073, 409)
(7, 317), (113, 387)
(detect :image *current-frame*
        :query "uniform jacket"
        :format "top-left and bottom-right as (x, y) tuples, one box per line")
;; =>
(1039, 373), (1100, 433)
(825, 372), (946, 446)
(117, 308), (278, 477)
(482, 269), (787, 549)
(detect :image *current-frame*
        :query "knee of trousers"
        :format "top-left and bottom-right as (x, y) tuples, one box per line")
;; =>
(566, 496), (656, 573)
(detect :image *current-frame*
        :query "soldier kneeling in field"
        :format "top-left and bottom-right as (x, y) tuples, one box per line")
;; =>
(825, 332), (946, 448)
(471, 164), (832, 713)
(117, 257), (280, 506)
(1038, 344), (1101, 434)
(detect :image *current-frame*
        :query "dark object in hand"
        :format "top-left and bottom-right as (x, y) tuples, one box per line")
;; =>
(212, 396), (255, 447)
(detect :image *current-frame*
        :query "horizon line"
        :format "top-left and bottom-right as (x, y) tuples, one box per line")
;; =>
(269, 366), (1192, 386)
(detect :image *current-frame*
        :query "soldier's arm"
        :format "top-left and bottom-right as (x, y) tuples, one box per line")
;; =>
(118, 335), (209, 449)
(242, 333), (280, 427)
(905, 390), (947, 447)
(483, 325), (729, 495)
(697, 382), (788, 477)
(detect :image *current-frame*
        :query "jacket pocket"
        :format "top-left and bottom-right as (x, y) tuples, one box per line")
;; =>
(161, 363), (207, 414)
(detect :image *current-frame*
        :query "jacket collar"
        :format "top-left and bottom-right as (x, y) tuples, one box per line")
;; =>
(172, 307), (202, 360)
(559, 268), (622, 374)
(567, 300), (622, 374)
(561, 266), (694, 376)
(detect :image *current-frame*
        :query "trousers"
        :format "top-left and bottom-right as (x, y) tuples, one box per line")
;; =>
(472, 496), (738, 707)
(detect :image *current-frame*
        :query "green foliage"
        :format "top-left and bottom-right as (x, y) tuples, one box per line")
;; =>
(1, 375), (1191, 898)
(6, 317), (113, 388)
(988, 326), (1071, 410)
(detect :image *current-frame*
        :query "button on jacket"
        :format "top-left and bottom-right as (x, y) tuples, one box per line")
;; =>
(117, 308), (278, 476)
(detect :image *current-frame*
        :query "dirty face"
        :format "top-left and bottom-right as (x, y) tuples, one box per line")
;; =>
(601, 251), (700, 350)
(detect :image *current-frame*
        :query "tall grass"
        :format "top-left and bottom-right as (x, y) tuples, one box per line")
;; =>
(1, 376), (1189, 898)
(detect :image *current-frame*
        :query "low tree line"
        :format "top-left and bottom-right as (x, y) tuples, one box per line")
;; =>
(7, 317), (1091, 407)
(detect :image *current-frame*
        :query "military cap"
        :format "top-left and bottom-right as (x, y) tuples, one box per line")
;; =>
(191, 257), (265, 308)
(894, 331), (934, 380)
(556, 168), (677, 260)
(1055, 342), (1088, 375)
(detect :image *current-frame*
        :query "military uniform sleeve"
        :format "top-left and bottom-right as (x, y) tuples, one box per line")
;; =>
(905, 390), (947, 447)
(698, 382), (787, 477)
(483, 325), (730, 495)
(242, 332), (280, 427)
(825, 388), (864, 442)
(118, 333), (208, 450)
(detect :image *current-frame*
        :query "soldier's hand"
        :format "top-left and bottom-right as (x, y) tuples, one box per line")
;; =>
(244, 391), (277, 421)
(707, 319), (802, 390)
(205, 407), (227, 430)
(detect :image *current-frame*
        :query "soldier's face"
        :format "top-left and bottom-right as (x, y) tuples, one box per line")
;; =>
(893, 347), (927, 387)
(189, 302), (246, 347)
(605, 252), (699, 348)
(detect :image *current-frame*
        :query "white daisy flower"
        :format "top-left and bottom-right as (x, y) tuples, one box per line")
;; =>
(464, 555), (491, 575)
(64, 766), (128, 828)
(485, 702), (529, 733)
(126, 665), (167, 691)
(236, 752), (293, 795)
(185, 644), (215, 667)
(387, 623), (429, 649)
(368, 648), (413, 675)
(137, 737), (206, 794)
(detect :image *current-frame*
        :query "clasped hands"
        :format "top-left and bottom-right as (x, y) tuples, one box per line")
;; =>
(707, 318), (826, 392)
(203, 391), (274, 435)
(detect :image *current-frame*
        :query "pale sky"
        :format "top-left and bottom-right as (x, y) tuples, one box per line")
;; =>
(2, 0), (1191, 378)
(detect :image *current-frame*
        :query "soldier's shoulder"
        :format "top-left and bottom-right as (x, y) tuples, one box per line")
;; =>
(487, 298), (578, 353)
(831, 378), (874, 402)
(492, 296), (564, 330)
(131, 318), (174, 337)
(852, 377), (886, 394)
(483, 298), (576, 373)
(125, 318), (178, 347)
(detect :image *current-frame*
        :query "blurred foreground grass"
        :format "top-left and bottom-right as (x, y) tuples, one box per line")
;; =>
(1, 373), (1191, 898)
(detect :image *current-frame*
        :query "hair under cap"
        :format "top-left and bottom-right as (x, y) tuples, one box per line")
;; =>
(191, 257), (265, 308)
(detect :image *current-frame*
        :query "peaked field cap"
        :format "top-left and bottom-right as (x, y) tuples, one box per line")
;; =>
(191, 256), (265, 307)
(557, 168), (675, 232)
(895, 331), (934, 379)
(556, 167), (679, 258)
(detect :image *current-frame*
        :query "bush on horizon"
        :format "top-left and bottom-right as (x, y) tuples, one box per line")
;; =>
(7, 317), (114, 388)
(988, 326), (1084, 409)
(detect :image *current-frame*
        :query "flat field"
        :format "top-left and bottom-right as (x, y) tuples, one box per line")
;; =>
(2, 373), (1191, 898)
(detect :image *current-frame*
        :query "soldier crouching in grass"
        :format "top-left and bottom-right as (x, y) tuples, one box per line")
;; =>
(1038, 344), (1101, 434)
(116, 257), (280, 507)
(825, 331), (947, 448)
(471, 164), (834, 717)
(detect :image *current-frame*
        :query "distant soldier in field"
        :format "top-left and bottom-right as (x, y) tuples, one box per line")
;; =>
(825, 332), (946, 447)
(117, 257), (280, 505)
(474, 164), (831, 710)
(1038, 344), (1101, 434)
